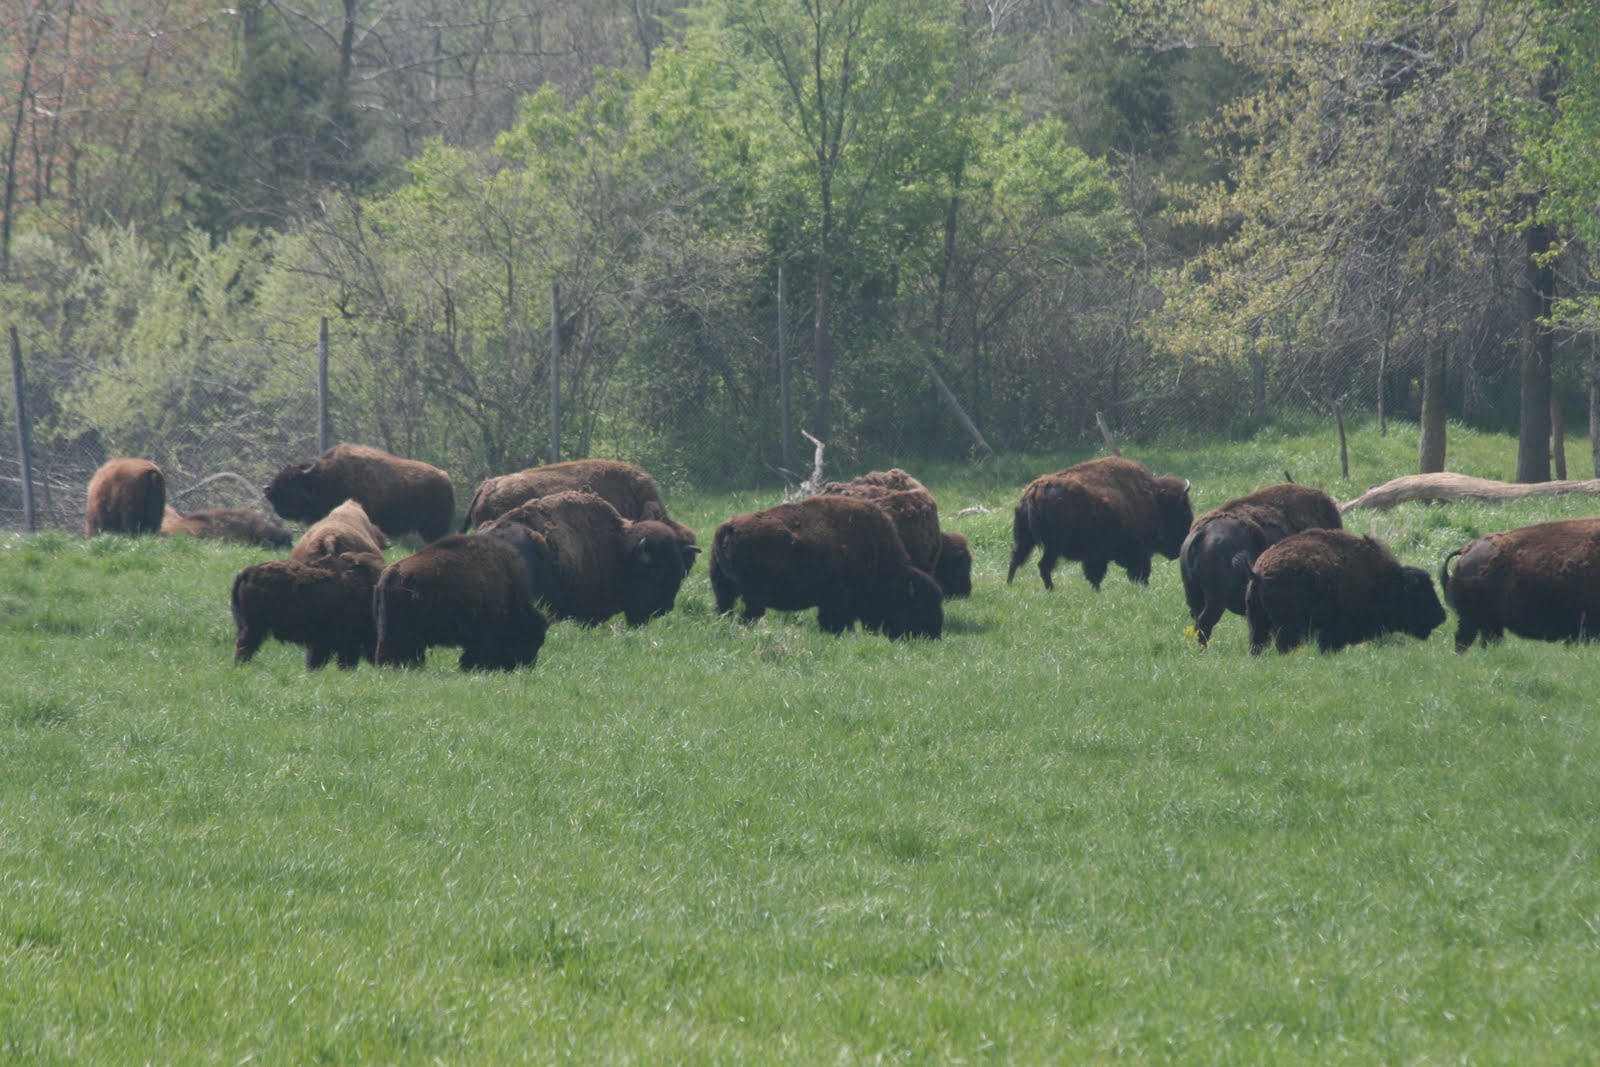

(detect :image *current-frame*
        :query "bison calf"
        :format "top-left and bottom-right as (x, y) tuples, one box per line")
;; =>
(85, 458), (166, 538)
(1246, 528), (1444, 654)
(710, 495), (943, 639)
(231, 552), (384, 669)
(1008, 457), (1192, 591)
(1441, 518), (1600, 650)
(267, 443), (454, 543)
(373, 526), (549, 671)
(1180, 483), (1343, 646)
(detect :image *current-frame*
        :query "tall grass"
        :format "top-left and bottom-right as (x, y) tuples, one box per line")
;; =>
(4, 421), (1600, 1062)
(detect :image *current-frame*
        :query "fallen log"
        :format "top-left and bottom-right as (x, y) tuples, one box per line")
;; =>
(1342, 472), (1600, 513)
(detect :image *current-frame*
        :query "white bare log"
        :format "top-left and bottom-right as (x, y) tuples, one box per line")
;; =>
(1341, 472), (1600, 513)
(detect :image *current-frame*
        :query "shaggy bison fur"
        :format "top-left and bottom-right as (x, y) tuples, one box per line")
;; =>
(1440, 518), (1600, 650)
(479, 491), (697, 626)
(710, 495), (943, 639)
(231, 551), (384, 668)
(163, 506), (292, 548)
(290, 498), (388, 562)
(819, 469), (972, 599)
(934, 531), (973, 599)
(373, 525), (549, 671)
(1007, 457), (1193, 591)
(1246, 528), (1445, 654)
(266, 443), (454, 543)
(85, 458), (166, 538)
(1179, 483), (1343, 646)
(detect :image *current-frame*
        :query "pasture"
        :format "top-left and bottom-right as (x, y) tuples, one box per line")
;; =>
(4, 422), (1600, 1062)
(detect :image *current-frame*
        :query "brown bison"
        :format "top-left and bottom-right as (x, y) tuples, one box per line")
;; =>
(373, 525), (549, 671)
(266, 443), (454, 543)
(479, 491), (697, 626)
(1440, 518), (1600, 651)
(1179, 483), (1343, 646)
(289, 498), (388, 562)
(710, 495), (943, 639)
(819, 469), (973, 599)
(85, 458), (166, 537)
(1007, 457), (1193, 591)
(162, 506), (293, 548)
(231, 551), (384, 668)
(1246, 528), (1445, 654)
(934, 531), (974, 599)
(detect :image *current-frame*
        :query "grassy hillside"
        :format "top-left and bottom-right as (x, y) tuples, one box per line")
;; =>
(4, 422), (1600, 1062)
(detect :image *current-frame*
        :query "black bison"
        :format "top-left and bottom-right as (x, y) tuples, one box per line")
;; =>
(935, 530), (974, 599)
(1179, 483), (1343, 646)
(373, 525), (549, 671)
(163, 506), (293, 548)
(710, 495), (943, 639)
(1246, 528), (1445, 654)
(479, 491), (697, 626)
(266, 443), (454, 543)
(289, 498), (388, 563)
(1440, 518), (1600, 651)
(230, 551), (384, 668)
(1007, 457), (1193, 591)
(85, 458), (166, 537)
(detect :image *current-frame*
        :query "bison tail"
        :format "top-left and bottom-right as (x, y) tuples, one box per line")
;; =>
(1006, 499), (1037, 584)
(1230, 549), (1254, 582)
(1438, 548), (1464, 606)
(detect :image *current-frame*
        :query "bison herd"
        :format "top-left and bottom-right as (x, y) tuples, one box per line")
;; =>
(76, 445), (1600, 669)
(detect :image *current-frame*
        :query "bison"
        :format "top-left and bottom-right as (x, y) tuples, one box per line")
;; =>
(934, 530), (974, 599)
(1179, 483), (1343, 646)
(1245, 528), (1445, 654)
(1007, 457), (1193, 591)
(479, 490), (697, 626)
(162, 506), (293, 548)
(230, 551), (384, 668)
(85, 458), (166, 538)
(1440, 518), (1600, 651)
(266, 443), (454, 543)
(819, 469), (973, 599)
(289, 498), (388, 563)
(710, 495), (943, 639)
(373, 525), (549, 671)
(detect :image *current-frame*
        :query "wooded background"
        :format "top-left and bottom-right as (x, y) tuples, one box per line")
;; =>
(4, 0), (1598, 528)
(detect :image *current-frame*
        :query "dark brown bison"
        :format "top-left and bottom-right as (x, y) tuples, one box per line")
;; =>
(1440, 518), (1600, 651)
(710, 495), (943, 639)
(373, 525), (549, 671)
(266, 443), (454, 543)
(934, 530), (974, 599)
(1179, 483), (1343, 646)
(479, 491), (697, 626)
(1246, 528), (1445, 654)
(1007, 457), (1193, 591)
(85, 458), (166, 537)
(162, 506), (293, 548)
(819, 469), (974, 599)
(230, 551), (384, 668)
(289, 498), (388, 562)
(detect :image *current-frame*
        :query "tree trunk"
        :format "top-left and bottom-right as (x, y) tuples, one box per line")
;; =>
(1516, 222), (1556, 483)
(1551, 392), (1567, 480)
(1418, 341), (1446, 473)
(812, 179), (832, 446)
(1590, 337), (1600, 477)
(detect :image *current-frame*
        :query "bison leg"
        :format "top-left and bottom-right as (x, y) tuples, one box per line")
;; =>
(233, 625), (264, 664)
(1273, 614), (1310, 653)
(305, 644), (334, 670)
(1079, 557), (1108, 590)
(1121, 554), (1153, 585)
(817, 589), (854, 634)
(710, 568), (739, 616)
(1006, 544), (1033, 585)
(1452, 619), (1480, 653)
(1193, 598), (1226, 649)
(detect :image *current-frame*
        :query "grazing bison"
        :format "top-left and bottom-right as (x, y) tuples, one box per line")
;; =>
(85, 458), (166, 538)
(1179, 483), (1343, 646)
(1246, 528), (1445, 654)
(266, 443), (454, 543)
(710, 495), (943, 639)
(162, 506), (293, 548)
(373, 525), (549, 671)
(480, 491), (697, 626)
(1440, 518), (1600, 651)
(289, 498), (388, 563)
(819, 469), (974, 599)
(1007, 457), (1193, 591)
(230, 551), (384, 669)
(934, 530), (974, 599)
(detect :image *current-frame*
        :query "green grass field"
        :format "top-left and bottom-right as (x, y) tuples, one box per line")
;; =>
(5, 421), (1600, 1062)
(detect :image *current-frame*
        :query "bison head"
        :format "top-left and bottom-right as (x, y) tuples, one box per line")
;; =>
(1154, 476), (1195, 560)
(1389, 565), (1447, 640)
(878, 567), (944, 640)
(264, 461), (322, 522)
(622, 520), (695, 625)
(934, 532), (973, 599)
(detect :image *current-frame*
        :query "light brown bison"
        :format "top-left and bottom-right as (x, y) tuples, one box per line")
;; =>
(289, 498), (388, 563)
(710, 495), (943, 639)
(266, 443), (454, 543)
(373, 525), (549, 671)
(480, 491), (697, 626)
(1246, 528), (1445, 654)
(1440, 518), (1600, 651)
(1007, 457), (1193, 591)
(230, 551), (384, 668)
(85, 458), (166, 537)
(1179, 483), (1343, 646)
(162, 506), (293, 548)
